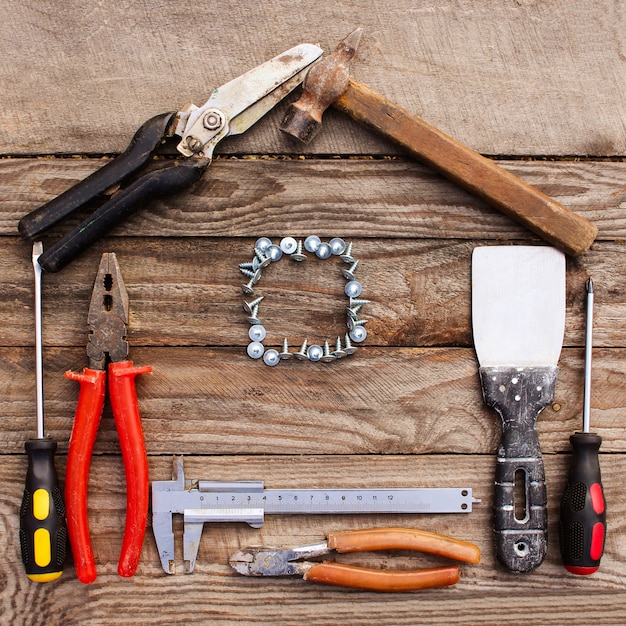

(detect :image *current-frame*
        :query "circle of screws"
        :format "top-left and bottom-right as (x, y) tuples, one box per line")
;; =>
(241, 237), (368, 364)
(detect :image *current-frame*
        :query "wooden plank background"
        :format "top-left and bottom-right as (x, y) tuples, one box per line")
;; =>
(1, 1), (625, 624)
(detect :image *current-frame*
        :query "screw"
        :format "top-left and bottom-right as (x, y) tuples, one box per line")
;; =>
(321, 341), (336, 362)
(280, 237), (298, 254)
(255, 237), (272, 253)
(341, 260), (359, 281)
(239, 262), (254, 271)
(307, 344), (323, 362)
(304, 235), (321, 253)
(293, 339), (309, 360)
(349, 326), (367, 343)
(340, 242), (355, 264)
(315, 242), (332, 259)
(290, 240), (307, 262)
(247, 341), (265, 359)
(343, 333), (358, 355)
(246, 304), (261, 325)
(344, 280), (362, 298)
(329, 237), (346, 255)
(254, 247), (272, 269)
(263, 349), (280, 367)
(240, 267), (262, 283)
(333, 336), (347, 358)
(346, 306), (360, 322)
(349, 297), (370, 308)
(347, 317), (368, 332)
(186, 136), (203, 153)
(279, 338), (292, 360)
(267, 244), (283, 262)
(243, 296), (264, 314)
(241, 279), (255, 295)
(248, 324), (267, 342)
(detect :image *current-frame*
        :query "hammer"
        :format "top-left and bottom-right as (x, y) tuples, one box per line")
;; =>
(280, 29), (597, 257)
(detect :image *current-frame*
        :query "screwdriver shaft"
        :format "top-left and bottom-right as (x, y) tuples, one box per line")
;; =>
(582, 278), (593, 433)
(33, 242), (44, 438)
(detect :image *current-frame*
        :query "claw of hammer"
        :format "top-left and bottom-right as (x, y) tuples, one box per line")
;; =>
(281, 27), (362, 143)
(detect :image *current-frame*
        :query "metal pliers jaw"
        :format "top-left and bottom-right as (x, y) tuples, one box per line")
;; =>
(64, 253), (152, 584)
(230, 528), (481, 592)
(18, 43), (323, 272)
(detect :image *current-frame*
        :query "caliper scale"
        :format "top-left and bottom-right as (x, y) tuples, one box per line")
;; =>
(152, 457), (481, 574)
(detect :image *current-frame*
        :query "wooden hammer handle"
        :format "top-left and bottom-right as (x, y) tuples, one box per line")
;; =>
(334, 79), (597, 256)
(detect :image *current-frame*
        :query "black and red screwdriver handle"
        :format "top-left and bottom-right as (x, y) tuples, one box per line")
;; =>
(18, 112), (206, 273)
(65, 360), (151, 584)
(560, 432), (606, 575)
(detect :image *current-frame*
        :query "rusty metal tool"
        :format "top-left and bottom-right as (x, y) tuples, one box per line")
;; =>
(280, 29), (597, 257)
(151, 456), (480, 574)
(230, 527), (480, 592)
(18, 43), (323, 272)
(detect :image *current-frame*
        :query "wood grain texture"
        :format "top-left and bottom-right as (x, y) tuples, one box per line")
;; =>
(0, 1), (624, 156)
(2, 455), (626, 625)
(1, 1), (626, 623)
(2, 158), (625, 240)
(1, 346), (625, 456)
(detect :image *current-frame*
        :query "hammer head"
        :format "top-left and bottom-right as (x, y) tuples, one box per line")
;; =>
(280, 27), (362, 143)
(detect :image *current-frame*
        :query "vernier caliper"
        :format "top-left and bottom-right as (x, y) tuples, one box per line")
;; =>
(151, 457), (481, 574)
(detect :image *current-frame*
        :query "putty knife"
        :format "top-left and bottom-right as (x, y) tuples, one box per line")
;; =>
(472, 246), (565, 572)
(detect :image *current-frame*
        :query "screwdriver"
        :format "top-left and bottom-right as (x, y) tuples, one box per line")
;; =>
(19, 242), (67, 582)
(559, 278), (606, 575)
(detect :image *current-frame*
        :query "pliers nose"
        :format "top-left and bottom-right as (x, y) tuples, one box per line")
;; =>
(230, 527), (480, 592)
(64, 253), (152, 584)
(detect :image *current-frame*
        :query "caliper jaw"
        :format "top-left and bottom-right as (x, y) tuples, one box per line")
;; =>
(151, 456), (265, 574)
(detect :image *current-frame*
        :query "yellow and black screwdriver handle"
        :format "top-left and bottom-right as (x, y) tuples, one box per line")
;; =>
(19, 438), (67, 582)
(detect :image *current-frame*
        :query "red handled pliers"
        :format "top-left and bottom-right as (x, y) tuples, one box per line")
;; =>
(65, 253), (151, 583)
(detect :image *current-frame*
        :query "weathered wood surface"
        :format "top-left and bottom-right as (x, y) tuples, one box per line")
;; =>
(1, 1), (625, 624)
(1, 2), (625, 157)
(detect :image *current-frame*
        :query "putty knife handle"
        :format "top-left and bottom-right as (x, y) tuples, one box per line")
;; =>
(480, 366), (558, 573)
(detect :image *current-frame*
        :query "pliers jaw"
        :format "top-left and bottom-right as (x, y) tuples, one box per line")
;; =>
(86, 253), (129, 370)
(230, 542), (330, 577)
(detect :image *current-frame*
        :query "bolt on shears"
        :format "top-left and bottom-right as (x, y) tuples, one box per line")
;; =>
(18, 43), (323, 272)
(64, 252), (151, 583)
(230, 527), (481, 592)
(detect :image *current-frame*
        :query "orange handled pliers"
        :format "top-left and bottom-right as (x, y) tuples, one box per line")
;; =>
(230, 527), (480, 592)
(65, 253), (151, 584)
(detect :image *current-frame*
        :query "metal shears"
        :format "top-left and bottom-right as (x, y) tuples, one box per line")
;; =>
(18, 43), (323, 272)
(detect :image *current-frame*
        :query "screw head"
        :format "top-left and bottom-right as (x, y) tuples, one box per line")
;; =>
(329, 238), (346, 255)
(267, 244), (283, 262)
(349, 326), (367, 343)
(344, 280), (362, 298)
(263, 349), (280, 366)
(247, 341), (265, 359)
(255, 237), (272, 253)
(315, 242), (332, 259)
(304, 235), (321, 253)
(280, 237), (298, 254)
(248, 324), (267, 341)
(307, 344), (323, 361)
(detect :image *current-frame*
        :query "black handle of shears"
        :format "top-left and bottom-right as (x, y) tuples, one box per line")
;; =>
(37, 159), (206, 272)
(19, 112), (177, 241)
